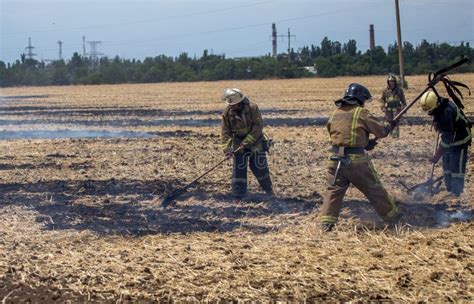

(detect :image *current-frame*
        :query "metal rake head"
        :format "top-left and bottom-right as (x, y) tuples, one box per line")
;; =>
(399, 176), (443, 196)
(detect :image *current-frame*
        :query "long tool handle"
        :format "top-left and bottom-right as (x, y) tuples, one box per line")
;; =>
(161, 147), (244, 207)
(393, 57), (469, 122)
(393, 86), (430, 122)
(371, 58), (469, 144)
(186, 157), (229, 187)
(176, 147), (243, 193)
(429, 133), (440, 180)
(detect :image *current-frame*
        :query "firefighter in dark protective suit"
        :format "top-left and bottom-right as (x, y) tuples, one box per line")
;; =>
(221, 88), (273, 198)
(380, 74), (406, 138)
(320, 83), (401, 231)
(420, 91), (472, 196)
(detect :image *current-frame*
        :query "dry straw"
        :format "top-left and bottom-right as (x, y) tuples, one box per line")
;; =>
(0, 74), (472, 301)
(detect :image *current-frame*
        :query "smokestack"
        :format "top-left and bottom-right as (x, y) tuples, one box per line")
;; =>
(58, 40), (63, 60)
(82, 36), (86, 56)
(369, 24), (375, 50)
(272, 23), (277, 57)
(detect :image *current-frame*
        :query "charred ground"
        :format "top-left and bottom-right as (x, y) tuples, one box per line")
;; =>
(0, 75), (472, 302)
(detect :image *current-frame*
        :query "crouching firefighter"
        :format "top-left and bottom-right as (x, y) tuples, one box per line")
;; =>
(420, 90), (472, 196)
(380, 74), (407, 138)
(221, 88), (273, 199)
(320, 83), (401, 231)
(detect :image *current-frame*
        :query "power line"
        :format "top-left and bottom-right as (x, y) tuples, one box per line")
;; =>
(2, 2), (387, 48)
(2, 1), (273, 37)
(61, 3), (388, 51)
(2, 2), (471, 61)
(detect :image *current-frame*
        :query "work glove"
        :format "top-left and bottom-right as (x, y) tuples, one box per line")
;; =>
(224, 148), (234, 159)
(365, 138), (378, 151)
(430, 147), (443, 164)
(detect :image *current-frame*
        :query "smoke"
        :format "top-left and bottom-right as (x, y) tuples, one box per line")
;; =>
(0, 130), (154, 140)
(435, 209), (472, 228)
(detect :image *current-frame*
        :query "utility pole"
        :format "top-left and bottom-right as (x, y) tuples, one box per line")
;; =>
(25, 37), (37, 60)
(287, 28), (296, 63)
(57, 40), (63, 60)
(395, 0), (405, 87)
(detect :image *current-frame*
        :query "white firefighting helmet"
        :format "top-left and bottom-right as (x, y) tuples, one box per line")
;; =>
(222, 88), (245, 106)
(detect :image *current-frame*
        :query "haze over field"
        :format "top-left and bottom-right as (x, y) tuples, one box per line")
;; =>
(1, 0), (473, 64)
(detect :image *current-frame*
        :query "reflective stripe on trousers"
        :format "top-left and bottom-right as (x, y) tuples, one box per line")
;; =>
(442, 145), (469, 195)
(320, 157), (398, 224)
(232, 150), (272, 196)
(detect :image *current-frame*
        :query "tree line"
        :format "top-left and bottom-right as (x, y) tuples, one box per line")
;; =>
(1, 38), (473, 87)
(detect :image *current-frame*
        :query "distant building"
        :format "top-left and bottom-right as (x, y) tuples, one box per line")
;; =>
(303, 66), (317, 75)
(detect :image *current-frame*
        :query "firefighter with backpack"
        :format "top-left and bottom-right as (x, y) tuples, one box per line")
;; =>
(420, 90), (472, 196)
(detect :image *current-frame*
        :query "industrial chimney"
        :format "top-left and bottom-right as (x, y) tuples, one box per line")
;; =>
(369, 24), (375, 50)
(272, 23), (277, 57)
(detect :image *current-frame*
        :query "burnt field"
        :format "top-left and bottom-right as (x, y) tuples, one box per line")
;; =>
(0, 75), (473, 302)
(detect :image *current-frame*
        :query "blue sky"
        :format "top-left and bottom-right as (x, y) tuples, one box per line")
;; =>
(1, 0), (473, 64)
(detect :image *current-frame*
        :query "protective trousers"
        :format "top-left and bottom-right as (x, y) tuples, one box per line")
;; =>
(442, 145), (469, 196)
(385, 108), (401, 138)
(232, 150), (272, 197)
(320, 156), (399, 225)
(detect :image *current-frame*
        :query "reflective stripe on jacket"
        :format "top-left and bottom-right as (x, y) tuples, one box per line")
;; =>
(327, 104), (390, 148)
(380, 87), (406, 109)
(221, 98), (263, 152)
(432, 98), (472, 148)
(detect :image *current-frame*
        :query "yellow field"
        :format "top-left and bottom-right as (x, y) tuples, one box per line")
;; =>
(0, 74), (472, 301)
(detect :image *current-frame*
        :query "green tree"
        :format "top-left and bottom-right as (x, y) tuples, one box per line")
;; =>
(50, 60), (70, 85)
(343, 39), (357, 56)
(320, 37), (332, 57)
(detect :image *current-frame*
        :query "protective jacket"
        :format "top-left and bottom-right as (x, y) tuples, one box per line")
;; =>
(221, 98), (263, 152)
(380, 86), (406, 110)
(327, 102), (391, 148)
(431, 98), (472, 149)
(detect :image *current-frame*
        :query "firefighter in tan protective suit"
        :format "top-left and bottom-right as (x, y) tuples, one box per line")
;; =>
(380, 75), (406, 138)
(221, 88), (273, 199)
(320, 83), (401, 231)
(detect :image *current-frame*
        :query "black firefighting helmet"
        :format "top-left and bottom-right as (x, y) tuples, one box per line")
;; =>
(343, 83), (372, 104)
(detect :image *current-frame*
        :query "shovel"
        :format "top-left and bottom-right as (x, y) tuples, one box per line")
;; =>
(161, 147), (242, 207)
(399, 133), (443, 196)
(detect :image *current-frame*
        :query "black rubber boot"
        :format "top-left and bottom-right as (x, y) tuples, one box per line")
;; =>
(264, 188), (274, 196)
(386, 211), (404, 228)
